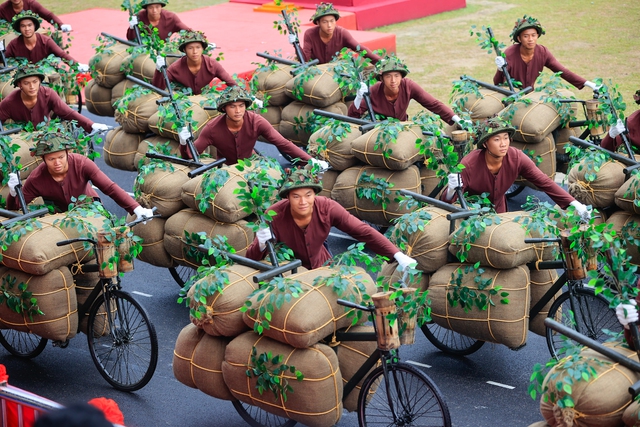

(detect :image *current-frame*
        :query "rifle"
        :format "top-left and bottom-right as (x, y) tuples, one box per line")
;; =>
(487, 27), (515, 92)
(100, 32), (140, 47)
(281, 10), (306, 65)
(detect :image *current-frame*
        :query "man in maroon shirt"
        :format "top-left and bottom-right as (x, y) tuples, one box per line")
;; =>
(348, 55), (467, 126)
(442, 117), (589, 216)
(493, 15), (598, 91)
(0, 0), (69, 31)
(126, 0), (189, 42)
(0, 65), (107, 133)
(6, 133), (154, 219)
(246, 167), (416, 270)
(296, 2), (380, 65)
(151, 30), (235, 95)
(602, 90), (640, 152)
(179, 86), (319, 166)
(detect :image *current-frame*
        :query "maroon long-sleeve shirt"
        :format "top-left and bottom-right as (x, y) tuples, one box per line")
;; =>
(493, 44), (586, 90)
(182, 111), (311, 165)
(0, 0), (63, 27)
(7, 153), (139, 213)
(126, 9), (189, 41)
(302, 26), (381, 65)
(245, 196), (399, 269)
(347, 78), (455, 123)
(601, 110), (640, 152)
(443, 146), (575, 213)
(0, 85), (93, 132)
(151, 55), (236, 95)
(6, 33), (75, 63)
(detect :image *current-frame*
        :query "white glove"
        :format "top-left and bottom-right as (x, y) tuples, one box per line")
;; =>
(91, 123), (109, 132)
(287, 33), (297, 44)
(451, 115), (472, 130)
(256, 227), (274, 251)
(7, 172), (19, 197)
(446, 173), (462, 199)
(609, 118), (626, 138)
(310, 157), (329, 170)
(133, 206), (155, 224)
(569, 200), (591, 222)
(208, 42), (217, 50)
(78, 63), (89, 73)
(253, 98), (264, 109)
(129, 16), (138, 29)
(616, 300), (638, 328)
(353, 82), (369, 109)
(155, 56), (166, 71)
(495, 56), (506, 69)
(178, 127), (191, 146)
(393, 252), (417, 271)
(584, 80), (600, 91)
(60, 24), (72, 32)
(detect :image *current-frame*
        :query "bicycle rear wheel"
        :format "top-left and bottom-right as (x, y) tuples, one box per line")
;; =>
(421, 322), (484, 356)
(0, 330), (47, 358)
(87, 290), (158, 391)
(232, 400), (297, 427)
(169, 265), (197, 288)
(357, 362), (451, 427)
(546, 286), (621, 359)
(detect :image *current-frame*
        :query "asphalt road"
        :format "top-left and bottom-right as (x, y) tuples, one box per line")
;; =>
(0, 109), (556, 427)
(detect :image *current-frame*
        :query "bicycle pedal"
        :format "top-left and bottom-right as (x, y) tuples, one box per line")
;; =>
(52, 340), (69, 348)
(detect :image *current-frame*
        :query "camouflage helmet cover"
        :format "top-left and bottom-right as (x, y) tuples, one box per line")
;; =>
(31, 133), (75, 157)
(279, 167), (323, 199)
(217, 86), (252, 113)
(375, 54), (410, 79)
(310, 2), (340, 24)
(140, 0), (168, 8)
(475, 117), (516, 148)
(12, 65), (45, 87)
(178, 30), (208, 53)
(510, 15), (545, 43)
(11, 10), (41, 33)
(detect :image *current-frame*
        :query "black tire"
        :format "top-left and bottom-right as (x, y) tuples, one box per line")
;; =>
(546, 286), (621, 359)
(0, 330), (47, 358)
(87, 290), (158, 391)
(421, 322), (484, 356)
(505, 183), (525, 199)
(357, 362), (451, 427)
(169, 265), (197, 288)
(232, 400), (297, 427)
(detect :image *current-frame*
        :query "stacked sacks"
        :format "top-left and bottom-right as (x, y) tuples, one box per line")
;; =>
(86, 38), (131, 117)
(451, 87), (506, 120)
(568, 158), (626, 209)
(253, 63), (294, 141)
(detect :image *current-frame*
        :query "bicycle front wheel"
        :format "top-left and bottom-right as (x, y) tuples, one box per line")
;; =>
(87, 290), (158, 391)
(546, 286), (621, 359)
(421, 322), (484, 356)
(357, 362), (451, 427)
(0, 330), (47, 359)
(169, 265), (197, 288)
(232, 400), (297, 427)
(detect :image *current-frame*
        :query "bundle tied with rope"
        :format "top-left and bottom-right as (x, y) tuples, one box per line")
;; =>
(567, 159), (626, 208)
(614, 172), (640, 215)
(350, 123), (425, 171)
(254, 63), (294, 107)
(307, 122), (362, 171)
(103, 126), (145, 171)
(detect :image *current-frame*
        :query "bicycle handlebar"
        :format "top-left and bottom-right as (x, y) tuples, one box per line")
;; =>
(524, 238), (561, 244)
(57, 237), (95, 247)
(337, 299), (374, 313)
(447, 210), (481, 221)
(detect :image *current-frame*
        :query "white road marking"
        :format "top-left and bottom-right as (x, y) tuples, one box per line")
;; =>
(486, 381), (515, 389)
(132, 291), (152, 298)
(405, 360), (432, 369)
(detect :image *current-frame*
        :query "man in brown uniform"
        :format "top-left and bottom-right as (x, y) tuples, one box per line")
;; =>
(296, 2), (380, 65)
(0, 66), (107, 133)
(246, 167), (416, 270)
(493, 15), (598, 91)
(0, 0), (70, 31)
(151, 30), (235, 95)
(126, 0), (189, 42)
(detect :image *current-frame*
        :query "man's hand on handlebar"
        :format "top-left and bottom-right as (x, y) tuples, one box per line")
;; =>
(134, 206), (155, 224)
(616, 300), (638, 329)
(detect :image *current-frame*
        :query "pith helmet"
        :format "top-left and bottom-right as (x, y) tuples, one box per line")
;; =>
(310, 2), (340, 24)
(475, 117), (515, 148)
(140, 0), (168, 8)
(279, 167), (323, 198)
(12, 65), (45, 87)
(31, 133), (75, 157)
(217, 86), (252, 113)
(375, 55), (410, 80)
(178, 30), (208, 53)
(11, 10), (41, 33)
(510, 15), (545, 43)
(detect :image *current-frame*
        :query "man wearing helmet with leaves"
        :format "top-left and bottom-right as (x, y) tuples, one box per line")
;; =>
(296, 2), (380, 65)
(6, 133), (154, 220)
(180, 86), (324, 167)
(246, 167), (416, 271)
(126, 0), (189, 42)
(0, 0), (70, 31)
(348, 54), (468, 127)
(0, 65), (108, 133)
(151, 30), (235, 95)
(493, 15), (599, 91)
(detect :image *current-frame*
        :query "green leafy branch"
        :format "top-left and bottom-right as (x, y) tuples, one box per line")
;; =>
(449, 194), (499, 262)
(241, 276), (305, 334)
(372, 119), (411, 159)
(134, 159), (175, 198)
(356, 172), (396, 210)
(246, 348), (304, 402)
(386, 209), (432, 253)
(0, 275), (43, 321)
(447, 262), (508, 312)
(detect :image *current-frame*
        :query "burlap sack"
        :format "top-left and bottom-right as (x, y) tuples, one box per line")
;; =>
(387, 207), (451, 273)
(114, 91), (161, 134)
(187, 264), (260, 337)
(512, 133), (556, 187)
(540, 342), (640, 427)
(181, 163), (283, 223)
(89, 43), (130, 89)
(163, 209), (254, 268)
(0, 133), (41, 180)
(623, 400), (640, 427)
(130, 53), (157, 83)
(243, 266), (376, 348)
(319, 169), (339, 198)
(429, 263), (530, 349)
(452, 88), (505, 120)
(84, 79), (114, 117)
(255, 64), (294, 107)
(0, 78), (16, 100)
(419, 162), (446, 197)
(606, 211), (640, 265)
(135, 161), (194, 217)
(307, 122), (362, 171)
(258, 105), (284, 142)
(0, 266), (77, 342)
(0, 212), (104, 276)
(351, 123), (423, 170)
(222, 331), (343, 427)
(133, 135), (181, 170)
(148, 95), (220, 142)
(377, 261), (430, 293)
(449, 211), (557, 269)
(568, 159), (626, 208)
(615, 173), (640, 215)
(285, 64), (343, 107)
(126, 213), (174, 268)
(72, 267), (101, 335)
(280, 101), (347, 146)
(110, 78), (137, 106)
(331, 165), (421, 226)
(173, 323), (204, 389)
(103, 127), (144, 171)
(528, 269), (560, 336)
(508, 89), (576, 143)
